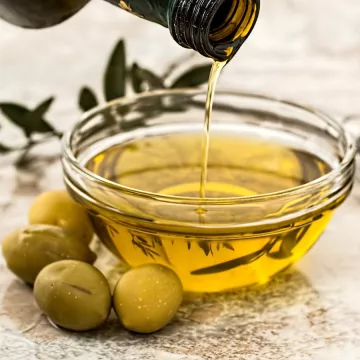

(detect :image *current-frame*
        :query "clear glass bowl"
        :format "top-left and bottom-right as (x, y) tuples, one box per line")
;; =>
(62, 90), (356, 293)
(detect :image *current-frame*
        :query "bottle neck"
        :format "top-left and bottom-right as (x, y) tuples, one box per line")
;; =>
(168, 0), (260, 61)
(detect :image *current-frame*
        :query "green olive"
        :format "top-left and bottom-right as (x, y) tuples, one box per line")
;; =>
(28, 190), (94, 244)
(34, 260), (111, 331)
(1, 225), (97, 285)
(113, 264), (183, 334)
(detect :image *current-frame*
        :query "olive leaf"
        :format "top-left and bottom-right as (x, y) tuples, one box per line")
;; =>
(198, 241), (213, 256)
(0, 103), (31, 136)
(191, 248), (265, 275)
(171, 64), (212, 88)
(197, 241), (235, 257)
(31, 97), (54, 119)
(191, 239), (279, 275)
(223, 242), (235, 251)
(0, 143), (12, 153)
(131, 234), (160, 260)
(104, 39), (126, 101)
(267, 225), (311, 260)
(79, 87), (99, 112)
(0, 100), (56, 138)
(130, 63), (142, 93)
(28, 97), (57, 135)
(130, 63), (165, 93)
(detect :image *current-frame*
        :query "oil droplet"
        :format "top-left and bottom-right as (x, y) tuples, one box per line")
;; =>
(196, 207), (207, 215)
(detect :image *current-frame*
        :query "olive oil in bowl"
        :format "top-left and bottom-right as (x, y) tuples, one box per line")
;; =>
(63, 90), (355, 292)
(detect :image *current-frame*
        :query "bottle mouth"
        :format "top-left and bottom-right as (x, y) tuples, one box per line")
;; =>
(169, 0), (260, 61)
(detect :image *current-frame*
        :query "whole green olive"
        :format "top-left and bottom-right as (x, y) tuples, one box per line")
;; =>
(34, 260), (111, 331)
(113, 264), (183, 334)
(1, 225), (97, 285)
(28, 190), (94, 244)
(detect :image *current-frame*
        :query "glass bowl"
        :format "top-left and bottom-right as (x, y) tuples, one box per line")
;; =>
(62, 90), (356, 293)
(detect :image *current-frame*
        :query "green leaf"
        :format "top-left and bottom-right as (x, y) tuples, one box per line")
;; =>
(0, 103), (32, 137)
(131, 63), (165, 92)
(32, 97), (54, 118)
(191, 239), (279, 275)
(198, 241), (213, 256)
(29, 97), (56, 134)
(130, 64), (142, 93)
(0, 98), (57, 137)
(0, 143), (12, 153)
(223, 242), (235, 251)
(79, 87), (99, 112)
(191, 249), (265, 275)
(104, 39), (126, 101)
(267, 225), (311, 260)
(171, 64), (212, 88)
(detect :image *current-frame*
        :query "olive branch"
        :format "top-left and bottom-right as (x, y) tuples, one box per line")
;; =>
(0, 39), (211, 169)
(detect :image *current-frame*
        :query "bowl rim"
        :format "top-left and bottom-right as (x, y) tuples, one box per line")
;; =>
(62, 88), (357, 206)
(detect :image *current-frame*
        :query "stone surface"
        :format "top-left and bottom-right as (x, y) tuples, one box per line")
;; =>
(1, 1), (360, 359)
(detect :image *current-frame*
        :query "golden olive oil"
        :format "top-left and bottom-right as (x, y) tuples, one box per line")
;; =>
(85, 132), (341, 292)
(200, 60), (226, 199)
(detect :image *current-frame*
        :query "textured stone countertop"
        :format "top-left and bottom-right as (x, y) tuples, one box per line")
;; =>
(2, 172), (360, 360)
(1, 1), (360, 359)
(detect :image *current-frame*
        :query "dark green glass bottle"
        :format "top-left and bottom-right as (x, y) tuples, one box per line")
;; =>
(0, 0), (260, 61)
